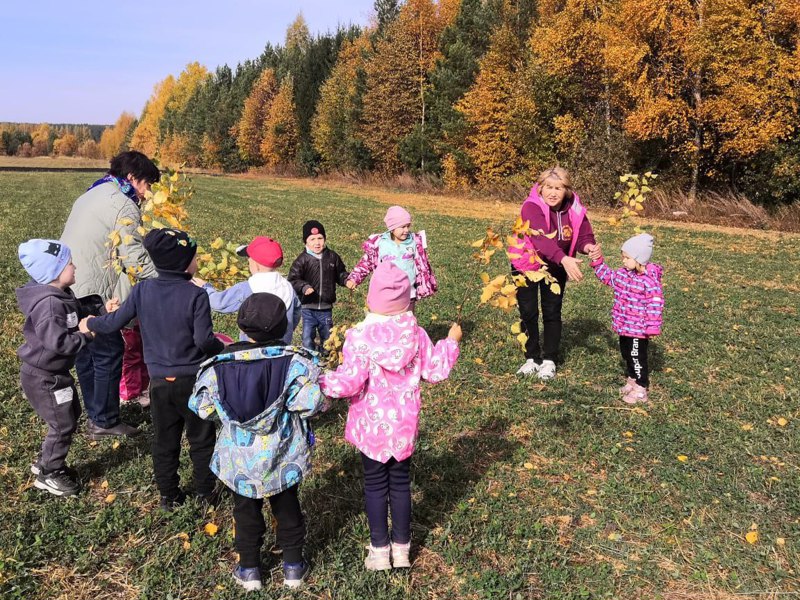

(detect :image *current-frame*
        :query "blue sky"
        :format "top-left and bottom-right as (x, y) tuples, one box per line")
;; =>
(0, 0), (375, 124)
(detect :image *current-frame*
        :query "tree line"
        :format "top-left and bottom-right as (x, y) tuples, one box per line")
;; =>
(6, 0), (799, 204)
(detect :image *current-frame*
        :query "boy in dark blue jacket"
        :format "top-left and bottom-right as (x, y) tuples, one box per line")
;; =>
(84, 228), (224, 510)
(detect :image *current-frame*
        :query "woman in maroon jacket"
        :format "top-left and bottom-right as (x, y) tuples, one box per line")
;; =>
(509, 167), (598, 380)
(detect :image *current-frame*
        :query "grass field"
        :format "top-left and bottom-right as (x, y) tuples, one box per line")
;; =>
(0, 171), (798, 599)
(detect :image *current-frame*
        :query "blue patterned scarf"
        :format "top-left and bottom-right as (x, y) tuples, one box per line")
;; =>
(87, 174), (141, 204)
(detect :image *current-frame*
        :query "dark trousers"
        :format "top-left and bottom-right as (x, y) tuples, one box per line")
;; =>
(301, 307), (333, 353)
(620, 336), (650, 388)
(361, 452), (411, 547)
(20, 368), (81, 473)
(149, 376), (216, 497)
(233, 485), (305, 567)
(515, 266), (568, 363)
(75, 329), (124, 428)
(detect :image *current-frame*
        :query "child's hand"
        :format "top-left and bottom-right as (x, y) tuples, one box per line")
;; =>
(105, 297), (120, 313)
(345, 279), (356, 290)
(79, 316), (94, 335)
(191, 276), (206, 287)
(587, 244), (603, 262)
(304, 287), (315, 296)
(447, 323), (463, 342)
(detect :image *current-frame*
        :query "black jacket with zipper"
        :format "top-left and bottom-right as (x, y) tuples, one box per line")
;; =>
(287, 248), (349, 310)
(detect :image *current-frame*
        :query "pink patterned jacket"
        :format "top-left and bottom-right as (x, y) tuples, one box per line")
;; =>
(347, 232), (438, 299)
(592, 259), (665, 338)
(319, 312), (459, 462)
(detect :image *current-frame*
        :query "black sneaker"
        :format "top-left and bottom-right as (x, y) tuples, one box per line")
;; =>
(283, 559), (310, 588)
(159, 489), (186, 512)
(34, 468), (80, 497)
(31, 463), (78, 478)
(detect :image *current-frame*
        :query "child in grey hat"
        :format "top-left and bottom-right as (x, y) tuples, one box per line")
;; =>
(589, 233), (665, 403)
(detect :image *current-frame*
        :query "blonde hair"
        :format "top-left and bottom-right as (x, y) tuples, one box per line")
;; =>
(536, 166), (574, 200)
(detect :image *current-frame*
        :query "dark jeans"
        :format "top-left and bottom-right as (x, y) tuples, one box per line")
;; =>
(620, 336), (650, 388)
(233, 485), (305, 567)
(361, 453), (411, 547)
(301, 308), (333, 353)
(21, 367), (80, 472)
(149, 376), (216, 498)
(515, 266), (568, 363)
(75, 329), (124, 428)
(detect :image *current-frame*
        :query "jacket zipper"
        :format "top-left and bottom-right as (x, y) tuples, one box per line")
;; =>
(318, 252), (323, 310)
(557, 211), (563, 241)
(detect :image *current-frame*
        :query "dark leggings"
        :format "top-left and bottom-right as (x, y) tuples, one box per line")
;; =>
(514, 266), (569, 363)
(619, 336), (649, 388)
(361, 453), (412, 547)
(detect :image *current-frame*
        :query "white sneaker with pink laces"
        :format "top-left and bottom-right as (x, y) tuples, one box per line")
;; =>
(364, 544), (391, 571)
(622, 384), (648, 404)
(619, 377), (637, 396)
(391, 542), (411, 568)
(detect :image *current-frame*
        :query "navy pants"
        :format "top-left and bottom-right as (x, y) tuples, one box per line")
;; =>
(361, 453), (412, 547)
(301, 308), (333, 353)
(75, 329), (124, 428)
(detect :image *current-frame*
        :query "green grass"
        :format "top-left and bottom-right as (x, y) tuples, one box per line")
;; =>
(0, 172), (798, 599)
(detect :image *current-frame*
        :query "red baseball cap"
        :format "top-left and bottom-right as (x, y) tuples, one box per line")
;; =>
(236, 236), (283, 267)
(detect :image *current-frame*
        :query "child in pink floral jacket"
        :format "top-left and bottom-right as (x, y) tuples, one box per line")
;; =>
(590, 233), (664, 404)
(321, 260), (460, 571)
(345, 206), (437, 308)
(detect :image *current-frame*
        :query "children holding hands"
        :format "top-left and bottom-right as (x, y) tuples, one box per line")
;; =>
(588, 233), (664, 404)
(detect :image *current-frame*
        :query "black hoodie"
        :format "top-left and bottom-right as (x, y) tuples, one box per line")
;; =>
(16, 281), (93, 375)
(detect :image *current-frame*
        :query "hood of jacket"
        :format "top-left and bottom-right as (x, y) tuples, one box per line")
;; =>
(16, 281), (73, 316)
(350, 312), (419, 373)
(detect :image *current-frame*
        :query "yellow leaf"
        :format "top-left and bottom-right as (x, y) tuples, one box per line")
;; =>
(607, 532), (622, 541)
(123, 235), (133, 245)
(544, 230), (557, 239)
(210, 237), (224, 250)
(480, 272), (490, 284)
(151, 220), (165, 229)
(745, 530), (759, 544)
(470, 238), (484, 248)
(100, 480), (109, 489)
(550, 283), (562, 295)
(516, 332), (528, 347)
(204, 522), (219, 537)
(511, 322), (522, 335)
(474, 358), (484, 365)
(152, 190), (168, 205)
(741, 423), (753, 431)
(623, 431), (634, 438)
(112, 440), (120, 450)
(105, 493), (117, 504)
(777, 417), (788, 427)
(182, 540), (191, 551)
(107, 230), (121, 246)
(776, 537), (785, 546)
(117, 217), (134, 226)
(677, 455), (689, 462)
(137, 226), (146, 236)
(523, 462), (534, 470)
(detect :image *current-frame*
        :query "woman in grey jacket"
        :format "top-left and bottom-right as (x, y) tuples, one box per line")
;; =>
(60, 151), (159, 439)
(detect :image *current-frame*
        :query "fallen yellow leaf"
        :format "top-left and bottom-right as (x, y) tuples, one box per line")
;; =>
(741, 423), (753, 431)
(776, 537), (785, 546)
(100, 480), (109, 489)
(104, 493), (117, 504)
(523, 462), (534, 470)
(204, 522), (219, 537)
(182, 540), (191, 551)
(112, 440), (120, 450)
(623, 431), (634, 438)
(745, 530), (759, 544)
(677, 455), (689, 462)
(777, 417), (788, 427)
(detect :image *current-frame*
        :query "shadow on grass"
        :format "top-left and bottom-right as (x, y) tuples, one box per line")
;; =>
(426, 319), (476, 342)
(561, 318), (618, 359)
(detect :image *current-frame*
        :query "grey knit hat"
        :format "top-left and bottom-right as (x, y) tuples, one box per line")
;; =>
(621, 233), (654, 265)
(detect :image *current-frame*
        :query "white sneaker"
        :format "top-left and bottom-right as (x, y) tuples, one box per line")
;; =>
(537, 360), (556, 380)
(516, 359), (540, 376)
(391, 541), (411, 568)
(364, 544), (391, 571)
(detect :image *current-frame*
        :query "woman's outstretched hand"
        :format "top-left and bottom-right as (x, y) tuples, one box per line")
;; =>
(561, 256), (584, 282)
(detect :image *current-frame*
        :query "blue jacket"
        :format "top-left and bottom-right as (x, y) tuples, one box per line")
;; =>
(88, 270), (223, 377)
(189, 343), (327, 499)
(202, 272), (301, 345)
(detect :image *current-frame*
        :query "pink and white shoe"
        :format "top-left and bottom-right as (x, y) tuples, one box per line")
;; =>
(619, 377), (637, 396)
(622, 384), (648, 404)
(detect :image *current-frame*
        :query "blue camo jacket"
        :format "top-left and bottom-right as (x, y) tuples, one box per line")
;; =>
(189, 344), (327, 499)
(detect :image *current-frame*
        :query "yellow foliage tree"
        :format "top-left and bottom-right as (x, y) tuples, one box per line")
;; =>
(130, 76), (176, 157)
(361, 0), (457, 172)
(53, 133), (79, 156)
(31, 123), (51, 157)
(260, 75), (299, 168)
(236, 68), (279, 165)
(99, 112), (136, 159)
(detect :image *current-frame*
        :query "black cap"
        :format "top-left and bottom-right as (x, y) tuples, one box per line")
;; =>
(302, 220), (326, 242)
(237, 293), (288, 343)
(143, 228), (197, 272)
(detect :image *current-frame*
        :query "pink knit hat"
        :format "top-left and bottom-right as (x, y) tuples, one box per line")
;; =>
(367, 260), (411, 314)
(384, 205), (412, 231)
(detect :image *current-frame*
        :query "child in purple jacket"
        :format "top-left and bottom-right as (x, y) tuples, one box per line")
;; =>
(590, 234), (664, 404)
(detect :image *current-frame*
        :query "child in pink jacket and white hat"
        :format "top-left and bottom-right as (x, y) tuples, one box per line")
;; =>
(321, 260), (461, 570)
(345, 206), (437, 309)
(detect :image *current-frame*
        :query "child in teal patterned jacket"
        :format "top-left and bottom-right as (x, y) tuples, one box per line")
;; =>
(189, 292), (326, 592)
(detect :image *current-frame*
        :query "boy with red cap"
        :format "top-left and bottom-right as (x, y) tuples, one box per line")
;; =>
(192, 236), (300, 346)
(287, 220), (349, 353)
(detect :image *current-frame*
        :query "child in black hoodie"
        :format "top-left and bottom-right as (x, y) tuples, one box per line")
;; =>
(16, 239), (99, 497)
(84, 228), (225, 510)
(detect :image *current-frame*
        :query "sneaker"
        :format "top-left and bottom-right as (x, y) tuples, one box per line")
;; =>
(516, 359), (541, 377)
(537, 360), (557, 380)
(34, 468), (80, 497)
(364, 544), (391, 571)
(134, 390), (150, 408)
(619, 377), (637, 396)
(283, 560), (310, 588)
(391, 541), (411, 568)
(159, 489), (187, 512)
(622, 384), (649, 404)
(86, 421), (141, 441)
(30, 463), (77, 478)
(232, 565), (262, 592)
